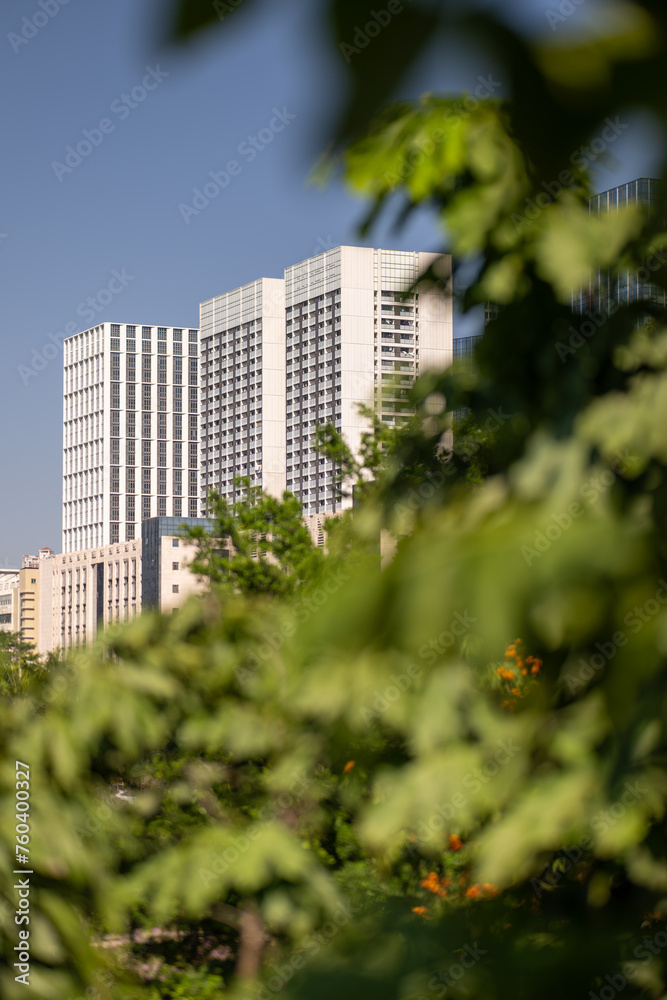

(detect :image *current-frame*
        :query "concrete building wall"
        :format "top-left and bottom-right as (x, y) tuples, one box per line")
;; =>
(17, 558), (40, 651)
(261, 278), (288, 498)
(416, 252), (454, 374)
(157, 535), (207, 614)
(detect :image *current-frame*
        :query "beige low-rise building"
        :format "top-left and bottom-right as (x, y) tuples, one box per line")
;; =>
(0, 550), (53, 650)
(43, 540), (142, 652)
(32, 518), (211, 654)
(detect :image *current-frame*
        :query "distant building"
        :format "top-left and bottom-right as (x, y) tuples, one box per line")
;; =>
(34, 524), (211, 654)
(199, 278), (287, 507)
(0, 570), (20, 632)
(62, 322), (201, 554)
(44, 540), (142, 652)
(453, 335), (483, 372)
(588, 177), (661, 219)
(575, 178), (666, 315)
(200, 246), (453, 518)
(19, 549), (53, 650)
(141, 516), (212, 613)
(0, 550), (53, 650)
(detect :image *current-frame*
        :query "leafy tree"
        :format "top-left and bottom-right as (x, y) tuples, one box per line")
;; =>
(0, 632), (43, 697)
(188, 482), (326, 597)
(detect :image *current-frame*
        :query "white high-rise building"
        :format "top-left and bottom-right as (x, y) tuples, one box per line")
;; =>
(284, 246), (451, 516)
(200, 247), (452, 517)
(200, 279), (286, 506)
(62, 322), (200, 553)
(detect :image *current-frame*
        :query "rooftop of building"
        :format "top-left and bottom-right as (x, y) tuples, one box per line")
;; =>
(63, 322), (200, 345)
(141, 516), (215, 541)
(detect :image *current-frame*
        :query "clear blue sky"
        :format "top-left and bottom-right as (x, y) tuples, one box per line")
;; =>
(0, 0), (661, 566)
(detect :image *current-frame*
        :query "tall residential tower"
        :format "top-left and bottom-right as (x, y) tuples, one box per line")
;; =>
(62, 322), (200, 553)
(200, 278), (286, 507)
(199, 246), (453, 519)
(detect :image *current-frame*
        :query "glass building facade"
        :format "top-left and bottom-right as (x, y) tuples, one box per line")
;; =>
(141, 516), (213, 609)
(575, 178), (666, 315)
(453, 334), (483, 372)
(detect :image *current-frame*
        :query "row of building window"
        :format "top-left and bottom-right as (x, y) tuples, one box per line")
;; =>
(112, 384), (198, 412)
(109, 469), (198, 498)
(110, 325), (197, 341)
(107, 503), (198, 542)
(110, 413), (198, 440)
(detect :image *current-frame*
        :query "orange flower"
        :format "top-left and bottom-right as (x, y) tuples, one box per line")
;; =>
(531, 661), (541, 674)
(449, 834), (463, 851)
(465, 884), (481, 899)
(482, 882), (499, 897)
(343, 761), (355, 773)
(510, 687), (523, 697)
(420, 872), (448, 896)
(412, 906), (428, 917)
(496, 667), (514, 681)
